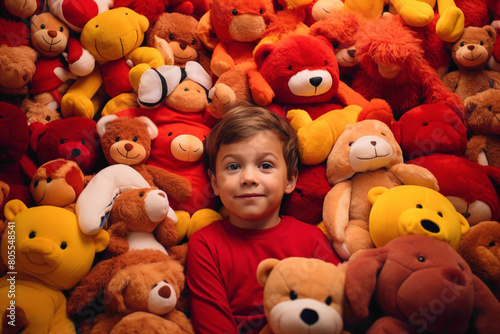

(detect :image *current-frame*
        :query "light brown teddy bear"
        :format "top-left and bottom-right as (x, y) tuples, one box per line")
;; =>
(463, 89), (500, 169)
(256, 257), (349, 334)
(323, 119), (439, 260)
(442, 25), (500, 102)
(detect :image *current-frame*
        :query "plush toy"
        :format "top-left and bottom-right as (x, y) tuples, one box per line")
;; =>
(21, 86), (66, 125)
(390, 103), (468, 160)
(60, 7), (165, 119)
(350, 14), (462, 120)
(47, 0), (112, 33)
(0, 102), (35, 220)
(146, 12), (211, 73)
(408, 153), (500, 227)
(30, 158), (85, 212)
(29, 117), (102, 174)
(322, 119), (439, 260)
(458, 220), (500, 301)
(0, 199), (109, 334)
(30, 12), (70, 58)
(303, 0), (345, 26)
(96, 114), (194, 205)
(344, 234), (500, 334)
(368, 184), (469, 249)
(0, 0), (42, 19)
(67, 249), (193, 334)
(442, 25), (500, 102)
(256, 257), (348, 334)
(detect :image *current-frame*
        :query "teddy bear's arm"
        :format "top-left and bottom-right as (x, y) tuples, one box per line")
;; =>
(107, 222), (131, 256)
(154, 218), (179, 250)
(61, 66), (104, 119)
(146, 165), (193, 203)
(247, 68), (274, 106)
(163, 309), (195, 334)
(488, 71), (500, 89)
(441, 71), (460, 93)
(435, 0), (464, 43)
(389, 164), (439, 191)
(465, 135), (489, 166)
(211, 43), (235, 77)
(392, 0), (435, 27)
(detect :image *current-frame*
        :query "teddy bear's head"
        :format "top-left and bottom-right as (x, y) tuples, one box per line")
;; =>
(257, 257), (346, 334)
(0, 18), (38, 95)
(164, 78), (210, 113)
(326, 119), (403, 185)
(97, 115), (158, 166)
(368, 185), (470, 250)
(1, 0), (41, 19)
(81, 7), (149, 64)
(21, 88), (65, 125)
(0, 102), (30, 163)
(463, 89), (500, 135)
(255, 34), (340, 105)
(458, 220), (500, 296)
(30, 12), (70, 58)
(2, 199), (109, 290)
(30, 158), (85, 208)
(30, 117), (101, 173)
(391, 103), (468, 160)
(449, 25), (496, 70)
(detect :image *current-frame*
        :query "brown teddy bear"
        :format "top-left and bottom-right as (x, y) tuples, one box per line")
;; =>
(67, 249), (193, 334)
(256, 257), (349, 334)
(463, 89), (500, 168)
(442, 25), (500, 102)
(323, 119), (439, 260)
(458, 220), (500, 301)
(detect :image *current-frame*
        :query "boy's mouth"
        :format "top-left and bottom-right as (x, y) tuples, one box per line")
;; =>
(237, 193), (263, 198)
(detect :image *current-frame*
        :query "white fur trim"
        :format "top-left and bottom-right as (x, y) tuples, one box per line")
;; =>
(96, 114), (119, 138)
(185, 61), (212, 90)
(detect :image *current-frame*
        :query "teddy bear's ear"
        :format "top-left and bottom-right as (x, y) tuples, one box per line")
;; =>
(137, 116), (159, 140)
(483, 25), (496, 42)
(93, 229), (110, 253)
(96, 115), (119, 138)
(256, 258), (280, 287)
(367, 186), (389, 206)
(462, 95), (478, 116)
(196, 11), (219, 50)
(29, 123), (50, 152)
(4, 199), (28, 221)
(254, 42), (276, 70)
(107, 270), (131, 313)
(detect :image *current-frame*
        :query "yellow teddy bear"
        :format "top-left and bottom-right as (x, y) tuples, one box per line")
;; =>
(0, 200), (109, 333)
(61, 7), (164, 119)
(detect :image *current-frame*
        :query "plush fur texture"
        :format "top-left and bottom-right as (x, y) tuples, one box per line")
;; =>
(350, 15), (462, 120)
(30, 12), (70, 58)
(322, 120), (439, 260)
(408, 153), (500, 227)
(344, 235), (500, 334)
(458, 220), (500, 301)
(442, 25), (500, 102)
(391, 103), (468, 160)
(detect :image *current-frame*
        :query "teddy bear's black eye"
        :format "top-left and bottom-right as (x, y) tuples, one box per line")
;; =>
(169, 34), (175, 40)
(381, 133), (386, 136)
(60, 242), (67, 249)
(132, 137), (138, 142)
(139, 193), (144, 198)
(184, 88), (189, 91)
(59, 27), (64, 32)
(349, 142), (353, 146)
(332, 41), (339, 49)
(81, 140), (84, 145)
(489, 241), (495, 247)
(203, 135), (207, 139)
(488, 106), (493, 111)
(60, 139), (66, 144)
(41, 24), (45, 29)
(191, 39), (196, 45)
(460, 42), (465, 47)
(325, 296), (332, 305)
(95, 25), (99, 28)
(232, 9), (238, 15)
(417, 256), (425, 262)
(259, 8), (263, 14)
(115, 137), (120, 142)
(416, 204), (423, 208)
(288, 65), (293, 71)
(33, 180), (39, 188)
(289, 291), (298, 300)
(47, 177), (52, 183)
(480, 41), (484, 46)
(45, 116), (51, 121)
(168, 132), (173, 136)
(437, 212), (443, 217)
(422, 122), (428, 126)
(324, 60), (327, 66)
(29, 231), (36, 239)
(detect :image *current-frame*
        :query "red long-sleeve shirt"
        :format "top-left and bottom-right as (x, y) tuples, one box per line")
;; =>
(186, 216), (341, 334)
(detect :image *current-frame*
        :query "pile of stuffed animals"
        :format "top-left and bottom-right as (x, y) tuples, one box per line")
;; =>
(2, 0), (500, 332)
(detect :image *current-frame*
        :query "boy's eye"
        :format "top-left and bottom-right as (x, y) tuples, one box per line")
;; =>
(260, 163), (273, 170)
(226, 163), (240, 171)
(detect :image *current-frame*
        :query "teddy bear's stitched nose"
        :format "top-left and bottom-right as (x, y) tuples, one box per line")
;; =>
(124, 143), (134, 151)
(180, 42), (187, 50)
(309, 77), (322, 87)
(48, 30), (57, 38)
(371, 141), (377, 146)
(467, 45), (475, 51)
(159, 285), (172, 298)
(300, 308), (319, 325)
(347, 49), (356, 57)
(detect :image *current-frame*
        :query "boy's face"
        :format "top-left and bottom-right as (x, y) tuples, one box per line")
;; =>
(209, 130), (297, 229)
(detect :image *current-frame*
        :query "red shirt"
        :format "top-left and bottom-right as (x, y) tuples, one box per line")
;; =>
(186, 216), (340, 334)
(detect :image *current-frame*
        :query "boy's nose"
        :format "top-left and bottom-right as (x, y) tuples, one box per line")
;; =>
(241, 169), (257, 185)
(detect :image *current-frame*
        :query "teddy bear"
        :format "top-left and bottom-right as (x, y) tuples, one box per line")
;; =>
(0, 0), (42, 19)
(322, 119), (439, 260)
(344, 234), (500, 334)
(256, 257), (348, 334)
(408, 153), (500, 227)
(29, 158), (85, 212)
(29, 116), (102, 174)
(96, 114), (194, 205)
(0, 199), (109, 334)
(60, 7), (165, 119)
(67, 249), (193, 334)
(146, 12), (211, 73)
(442, 25), (500, 102)
(350, 14), (462, 120)
(390, 103), (468, 161)
(368, 184), (470, 249)
(303, 0), (345, 26)
(458, 220), (500, 301)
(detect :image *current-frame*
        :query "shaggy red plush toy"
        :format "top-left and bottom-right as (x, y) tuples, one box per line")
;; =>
(390, 103), (468, 161)
(29, 117), (102, 174)
(408, 153), (500, 227)
(351, 14), (462, 120)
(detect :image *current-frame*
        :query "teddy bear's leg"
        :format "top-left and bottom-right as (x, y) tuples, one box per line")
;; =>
(101, 93), (139, 116)
(208, 83), (238, 118)
(392, 0), (435, 27)
(345, 219), (375, 256)
(61, 67), (103, 119)
(367, 316), (418, 334)
(435, 0), (464, 43)
(110, 312), (185, 334)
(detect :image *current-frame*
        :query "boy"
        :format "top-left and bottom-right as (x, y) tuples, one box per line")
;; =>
(186, 103), (341, 334)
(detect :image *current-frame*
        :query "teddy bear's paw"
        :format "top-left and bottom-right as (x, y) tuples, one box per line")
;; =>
(175, 210), (191, 244)
(211, 60), (233, 77)
(101, 93), (139, 116)
(250, 84), (275, 106)
(208, 83), (236, 117)
(129, 63), (153, 92)
(296, 120), (334, 165)
(398, 1), (434, 27)
(187, 208), (223, 239)
(436, 7), (465, 43)
(344, 221), (374, 255)
(286, 109), (312, 131)
(61, 93), (95, 119)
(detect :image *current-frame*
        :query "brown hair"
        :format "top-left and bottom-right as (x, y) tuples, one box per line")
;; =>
(205, 102), (299, 179)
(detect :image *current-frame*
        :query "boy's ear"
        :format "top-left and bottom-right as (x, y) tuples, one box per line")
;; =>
(208, 170), (219, 196)
(285, 169), (298, 194)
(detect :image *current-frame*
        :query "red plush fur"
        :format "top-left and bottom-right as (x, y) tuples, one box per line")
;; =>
(351, 15), (462, 120)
